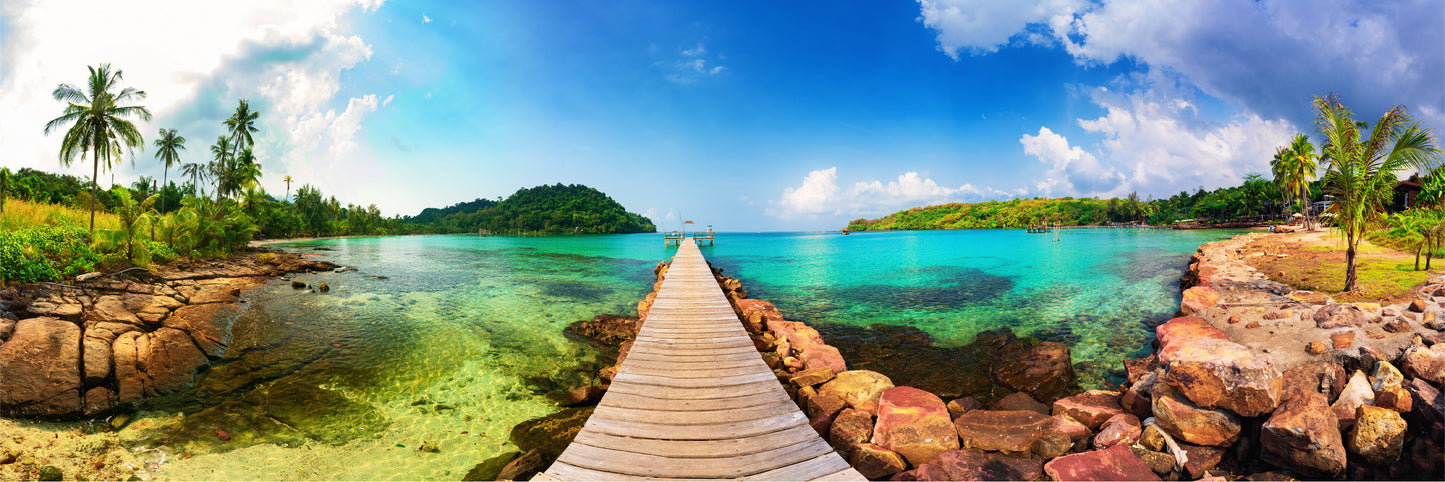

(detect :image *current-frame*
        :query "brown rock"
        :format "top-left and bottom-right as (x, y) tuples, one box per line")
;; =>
(1228, 314), (1242, 324)
(1162, 337), (1282, 417)
(808, 411), (832, 438)
(1123, 354), (1159, 385)
(945, 396), (980, 419)
(1139, 425), (1166, 452)
(1156, 316), (1227, 363)
(1330, 331), (1355, 349)
(164, 303), (240, 359)
(112, 331), (145, 404)
(1033, 431), (1073, 459)
(93, 296), (141, 325)
(1346, 405), (1406, 465)
(495, 448), (545, 481)
(1382, 319), (1411, 333)
(1246, 321), (1261, 329)
(1119, 389), (1153, 421)
(1306, 341), (1327, 354)
(1152, 383), (1241, 447)
(818, 370), (894, 410)
(1093, 413), (1142, 449)
(1043, 444), (1161, 481)
(989, 392), (1050, 414)
(1410, 298), (1431, 312)
(1314, 303), (1366, 329)
(919, 449), (1044, 481)
(81, 332), (113, 386)
(1180, 286), (1220, 316)
(1053, 390), (1126, 430)
(0, 317), (83, 416)
(1331, 371), (1374, 430)
(1400, 343), (1445, 384)
(805, 392), (847, 418)
(850, 443), (907, 479)
(789, 367), (835, 387)
(993, 341), (1074, 403)
(799, 343), (846, 374)
(1180, 443), (1227, 479)
(1132, 446), (1176, 475)
(829, 408), (873, 453)
(565, 386), (604, 406)
(1406, 377), (1443, 434)
(871, 386), (958, 466)
(954, 409), (1052, 453)
(1050, 414), (1091, 441)
(139, 327), (210, 396)
(82, 386), (114, 416)
(1263, 310), (1291, 320)
(1261, 390), (1346, 478)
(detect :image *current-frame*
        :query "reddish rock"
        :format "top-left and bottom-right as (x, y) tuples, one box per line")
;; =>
(804, 392), (847, 418)
(1306, 341), (1327, 354)
(808, 411), (833, 438)
(1263, 310), (1291, 320)
(1162, 337), (1282, 417)
(733, 298), (782, 323)
(1314, 304), (1366, 329)
(1180, 286), (1220, 316)
(1124, 354), (1159, 385)
(954, 409), (1052, 452)
(789, 367), (835, 387)
(1053, 390), (1126, 430)
(1179, 443), (1227, 479)
(1246, 321), (1261, 329)
(1400, 343), (1445, 384)
(871, 386), (958, 466)
(165, 303), (240, 359)
(1280, 362), (1346, 402)
(916, 449), (1044, 481)
(799, 343), (846, 374)
(1410, 298), (1431, 312)
(819, 370), (894, 410)
(989, 392), (1050, 414)
(1152, 383), (1241, 447)
(993, 341), (1074, 403)
(1331, 371), (1374, 430)
(1093, 413), (1142, 449)
(1330, 331), (1355, 349)
(1382, 319), (1411, 333)
(850, 443), (907, 479)
(1261, 390), (1346, 478)
(1043, 444), (1161, 481)
(1120, 389), (1153, 421)
(1228, 314), (1242, 324)
(140, 327), (210, 396)
(1347, 405), (1406, 465)
(945, 396), (980, 419)
(773, 320), (826, 352)
(566, 386), (604, 406)
(1156, 316), (1227, 363)
(1050, 415), (1091, 441)
(0, 317), (82, 416)
(829, 408), (874, 453)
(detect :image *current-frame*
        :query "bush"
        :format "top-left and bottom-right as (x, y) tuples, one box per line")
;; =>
(0, 225), (103, 283)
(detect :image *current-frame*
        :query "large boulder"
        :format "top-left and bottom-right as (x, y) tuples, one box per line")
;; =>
(1407, 377), (1443, 434)
(848, 443), (907, 479)
(1400, 343), (1445, 384)
(1043, 444), (1161, 481)
(914, 450), (1044, 481)
(1331, 370), (1374, 430)
(1346, 404), (1406, 465)
(1093, 413), (1142, 449)
(0, 317), (83, 416)
(1151, 383), (1241, 447)
(993, 341), (1074, 403)
(953, 409), (1051, 453)
(989, 392), (1050, 414)
(772, 321), (826, 352)
(1179, 286), (1220, 316)
(829, 408), (873, 453)
(1052, 390), (1126, 430)
(1261, 390), (1346, 478)
(818, 370), (894, 410)
(1161, 337), (1282, 417)
(1370, 361), (1412, 413)
(165, 303), (241, 359)
(1156, 317), (1227, 363)
(799, 343), (846, 374)
(733, 298), (782, 323)
(1314, 303), (1366, 329)
(870, 386), (958, 466)
(140, 327), (210, 396)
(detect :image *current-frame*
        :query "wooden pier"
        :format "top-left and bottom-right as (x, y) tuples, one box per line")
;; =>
(536, 239), (863, 481)
(665, 229), (715, 246)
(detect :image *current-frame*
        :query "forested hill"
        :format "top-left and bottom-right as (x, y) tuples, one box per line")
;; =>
(846, 198), (1161, 231)
(404, 183), (656, 234)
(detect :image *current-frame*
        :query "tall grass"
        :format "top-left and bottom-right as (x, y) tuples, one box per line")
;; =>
(0, 198), (120, 231)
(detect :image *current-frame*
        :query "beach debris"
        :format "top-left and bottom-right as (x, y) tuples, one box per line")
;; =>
(214, 429), (231, 441)
(291, 281), (306, 289)
(1142, 417), (1189, 468)
(318, 282), (330, 292)
(76, 272), (102, 282)
(334, 267), (357, 273)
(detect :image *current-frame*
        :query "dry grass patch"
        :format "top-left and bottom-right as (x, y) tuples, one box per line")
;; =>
(1243, 233), (1438, 304)
(1, 199), (120, 231)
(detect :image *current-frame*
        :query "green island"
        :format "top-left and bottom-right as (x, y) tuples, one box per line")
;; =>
(2, 4), (1444, 482)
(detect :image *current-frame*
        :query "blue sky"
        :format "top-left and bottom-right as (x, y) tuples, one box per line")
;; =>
(2, 0), (1442, 231)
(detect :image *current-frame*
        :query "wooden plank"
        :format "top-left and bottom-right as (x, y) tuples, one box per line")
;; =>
(621, 357), (762, 372)
(603, 378), (785, 400)
(810, 468), (871, 481)
(597, 389), (790, 412)
(590, 398), (803, 426)
(742, 453), (856, 481)
(618, 363), (767, 380)
(612, 370), (776, 388)
(556, 437), (836, 478)
(624, 344), (760, 357)
(582, 410), (808, 440)
(570, 424), (824, 459)
(622, 350), (762, 363)
(543, 462), (657, 481)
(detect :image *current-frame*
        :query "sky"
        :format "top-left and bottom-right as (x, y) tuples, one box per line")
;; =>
(1, 0), (1442, 232)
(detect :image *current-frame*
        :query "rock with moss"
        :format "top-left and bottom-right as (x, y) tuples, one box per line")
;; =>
(510, 407), (593, 458)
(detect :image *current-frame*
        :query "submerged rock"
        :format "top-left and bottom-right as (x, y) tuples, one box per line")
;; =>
(510, 407), (593, 458)
(992, 341), (1074, 403)
(264, 378), (388, 445)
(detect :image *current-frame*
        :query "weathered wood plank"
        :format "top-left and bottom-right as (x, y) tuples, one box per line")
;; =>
(611, 370), (776, 388)
(556, 437), (836, 478)
(583, 410), (807, 440)
(597, 389), (790, 412)
(741, 453), (856, 481)
(570, 424), (823, 458)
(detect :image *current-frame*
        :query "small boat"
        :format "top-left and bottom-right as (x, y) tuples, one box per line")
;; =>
(840, 229), (850, 235)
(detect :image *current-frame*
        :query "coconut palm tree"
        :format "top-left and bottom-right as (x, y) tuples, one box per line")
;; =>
(43, 64), (152, 234)
(1315, 93), (1443, 291)
(153, 128), (186, 213)
(181, 162), (208, 197)
(1270, 133), (1319, 228)
(225, 99), (260, 151)
(283, 175), (294, 203)
(209, 135), (233, 201)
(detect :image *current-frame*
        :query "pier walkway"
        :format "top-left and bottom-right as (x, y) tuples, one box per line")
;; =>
(536, 239), (863, 481)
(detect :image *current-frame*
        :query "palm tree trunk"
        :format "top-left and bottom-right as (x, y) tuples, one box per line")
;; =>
(161, 166), (168, 214)
(89, 145), (99, 234)
(1344, 233), (1359, 292)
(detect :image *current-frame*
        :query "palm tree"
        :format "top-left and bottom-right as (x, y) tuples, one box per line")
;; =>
(209, 135), (233, 201)
(43, 64), (152, 234)
(153, 128), (186, 213)
(224, 99), (260, 151)
(1315, 93), (1443, 291)
(283, 175), (294, 203)
(181, 162), (208, 197)
(1270, 133), (1319, 228)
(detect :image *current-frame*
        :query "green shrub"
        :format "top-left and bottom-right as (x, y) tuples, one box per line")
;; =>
(0, 225), (103, 282)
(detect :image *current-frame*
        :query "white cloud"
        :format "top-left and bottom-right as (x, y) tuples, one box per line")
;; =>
(666, 42), (726, 84)
(1020, 126), (1125, 196)
(422, 13), (431, 23)
(770, 167), (1011, 218)
(916, 0), (1444, 134)
(0, 0), (390, 205)
(681, 43), (706, 56)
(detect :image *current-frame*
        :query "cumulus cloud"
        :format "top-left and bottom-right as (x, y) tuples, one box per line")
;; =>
(770, 167), (1010, 218)
(916, 0), (1444, 133)
(0, 0), (388, 204)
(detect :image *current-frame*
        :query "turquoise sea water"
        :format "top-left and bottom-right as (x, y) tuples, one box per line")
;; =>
(143, 229), (1239, 480)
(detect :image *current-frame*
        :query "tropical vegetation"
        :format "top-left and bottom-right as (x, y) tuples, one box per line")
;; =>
(43, 63), (151, 234)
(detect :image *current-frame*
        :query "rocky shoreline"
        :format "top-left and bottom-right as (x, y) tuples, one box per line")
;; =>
(490, 231), (1445, 481)
(0, 249), (339, 419)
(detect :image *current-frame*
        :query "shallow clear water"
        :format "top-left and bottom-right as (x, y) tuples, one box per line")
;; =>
(146, 229), (1238, 480)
